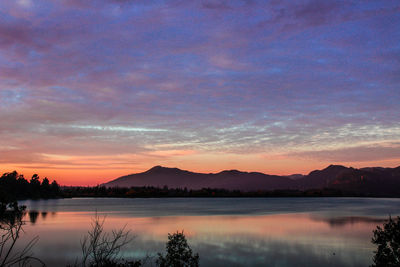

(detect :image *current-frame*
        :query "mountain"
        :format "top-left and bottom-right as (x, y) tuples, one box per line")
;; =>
(106, 165), (210, 189)
(296, 165), (351, 189)
(105, 165), (295, 191)
(104, 165), (400, 195)
(328, 166), (400, 195)
(287, 174), (305, 180)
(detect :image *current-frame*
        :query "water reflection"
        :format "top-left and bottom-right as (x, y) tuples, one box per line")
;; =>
(18, 212), (378, 266)
(311, 216), (386, 228)
(17, 198), (400, 267)
(25, 210), (52, 225)
(28, 210), (39, 224)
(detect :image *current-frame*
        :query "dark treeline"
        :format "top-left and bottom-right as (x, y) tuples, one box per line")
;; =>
(62, 185), (379, 198)
(1, 170), (393, 209)
(0, 171), (61, 212)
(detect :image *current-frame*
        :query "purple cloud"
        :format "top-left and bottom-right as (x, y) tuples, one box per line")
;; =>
(0, 0), (399, 182)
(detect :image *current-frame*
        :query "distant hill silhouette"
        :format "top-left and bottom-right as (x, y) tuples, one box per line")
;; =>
(296, 165), (350, 189)
(105, 165), (294, 191)
(104, 165), (400, 195)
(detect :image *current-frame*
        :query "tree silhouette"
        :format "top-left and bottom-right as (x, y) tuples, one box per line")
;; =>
(30, 174), (41, 198)
(371, 216), (400, 267)
(0, 171), (61, 201)
(41, 178), (50, 197)
(50, 180), (60, 197)
(157, 231), (199, 267)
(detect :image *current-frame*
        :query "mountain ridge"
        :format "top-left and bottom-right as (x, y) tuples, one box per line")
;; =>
(104, 164), (400, 195)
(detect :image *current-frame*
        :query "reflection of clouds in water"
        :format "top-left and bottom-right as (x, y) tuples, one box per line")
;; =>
(195, 240), (367, 267)
(20, 213), (376, 267)
(18, 197), (398, 266)
(120, 236), (370, 267)
(122, 214), (375, 266)
(19, 231), (373, 267)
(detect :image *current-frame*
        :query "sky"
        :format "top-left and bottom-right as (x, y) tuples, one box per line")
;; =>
(0, 0), (399, 185)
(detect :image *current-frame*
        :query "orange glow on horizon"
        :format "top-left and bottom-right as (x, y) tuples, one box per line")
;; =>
(1, 152), (400, 186)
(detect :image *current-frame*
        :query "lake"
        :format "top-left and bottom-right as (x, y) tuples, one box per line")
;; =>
(17, 197), (400, 266)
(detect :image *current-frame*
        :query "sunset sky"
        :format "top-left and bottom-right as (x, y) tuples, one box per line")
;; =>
(1, 0), (399, 185)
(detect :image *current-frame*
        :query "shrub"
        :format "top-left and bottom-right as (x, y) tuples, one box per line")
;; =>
(76, 215), (141, 267)
(371, 216), (400, 267)
(156, 231), (199, 267)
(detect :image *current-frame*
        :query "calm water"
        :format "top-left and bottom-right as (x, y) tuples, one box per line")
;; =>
(17, 197), (400, 266)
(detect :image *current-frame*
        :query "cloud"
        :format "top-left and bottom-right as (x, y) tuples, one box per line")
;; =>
(290, 142), (400, 163)
(16, 0), (32, 8)
(0, 0), (399, 183)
